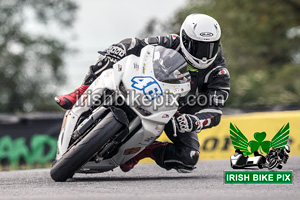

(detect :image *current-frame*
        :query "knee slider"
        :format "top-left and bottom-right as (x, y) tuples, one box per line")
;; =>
(163, 144), (199, 171)
(185, 149), (200, 166)
(177, 147), (199, 167)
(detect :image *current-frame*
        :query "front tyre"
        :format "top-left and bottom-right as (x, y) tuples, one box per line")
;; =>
(50, 111), (123, 182)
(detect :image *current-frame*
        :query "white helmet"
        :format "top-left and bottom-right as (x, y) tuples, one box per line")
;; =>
(180, 14), (221, 69)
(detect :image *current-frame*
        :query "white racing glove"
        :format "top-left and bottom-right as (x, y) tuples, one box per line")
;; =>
(172, 113), (206, 134)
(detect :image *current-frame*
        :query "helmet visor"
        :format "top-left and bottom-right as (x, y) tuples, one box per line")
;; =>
(182, 29), (220, 60)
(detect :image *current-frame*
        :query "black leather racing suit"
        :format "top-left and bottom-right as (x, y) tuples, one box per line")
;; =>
(83, 34), (230, 171)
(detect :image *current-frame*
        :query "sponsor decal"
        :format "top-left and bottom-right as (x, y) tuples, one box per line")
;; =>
(133, 62), (139, 71)
(155, 125), (161, 133)
(144, 136), (156, 143)
(123, 147), (141, 155)
(131, 76), (163, 101)
(218, 68), (229, 77)
(118, 64), (122, 71)
(200, 32), (213, 37)
(162, 114), (169, 118)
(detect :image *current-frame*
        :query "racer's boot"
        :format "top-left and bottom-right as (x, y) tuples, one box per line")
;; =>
(120, 141), (167, 172)
(55, 85), (89, 110)
(55, 67), (98, 110)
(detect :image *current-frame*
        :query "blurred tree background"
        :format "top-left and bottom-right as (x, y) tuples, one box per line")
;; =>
(142, 0), (300, 109)
(1, 0), (300, 113)
(0, 0), (77, 113)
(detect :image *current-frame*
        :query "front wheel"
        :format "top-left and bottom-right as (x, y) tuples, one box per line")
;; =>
(50, 111), (123, 182)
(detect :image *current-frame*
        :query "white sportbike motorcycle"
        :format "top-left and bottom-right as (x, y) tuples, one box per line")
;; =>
(50, 45), (191, 182)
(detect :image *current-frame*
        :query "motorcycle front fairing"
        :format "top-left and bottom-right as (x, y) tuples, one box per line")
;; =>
(56, 45), (191, 173)
(56, 65), (117, 160)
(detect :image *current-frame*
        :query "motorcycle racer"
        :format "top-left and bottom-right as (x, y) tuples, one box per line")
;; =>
(55, 14), (230, 173)
(265, 145), (290, 169)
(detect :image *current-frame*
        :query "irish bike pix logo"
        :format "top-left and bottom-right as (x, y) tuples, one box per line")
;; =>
(225, 123), (292, 184)
(229, 123), (290, 170)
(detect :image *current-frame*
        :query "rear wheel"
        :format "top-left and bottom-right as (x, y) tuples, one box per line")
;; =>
(50, 111), (123, 182)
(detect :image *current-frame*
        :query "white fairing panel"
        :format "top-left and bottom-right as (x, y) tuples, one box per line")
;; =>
(57, 111), (78, 159)
(56, 69), (116, 159)
(115, 45), (190, 124)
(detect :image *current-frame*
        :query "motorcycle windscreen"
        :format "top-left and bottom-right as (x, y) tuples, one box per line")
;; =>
(152, 46), (191, 84)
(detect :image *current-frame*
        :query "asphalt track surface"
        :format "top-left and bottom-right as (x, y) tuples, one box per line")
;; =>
(1, 157), (299, 200)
